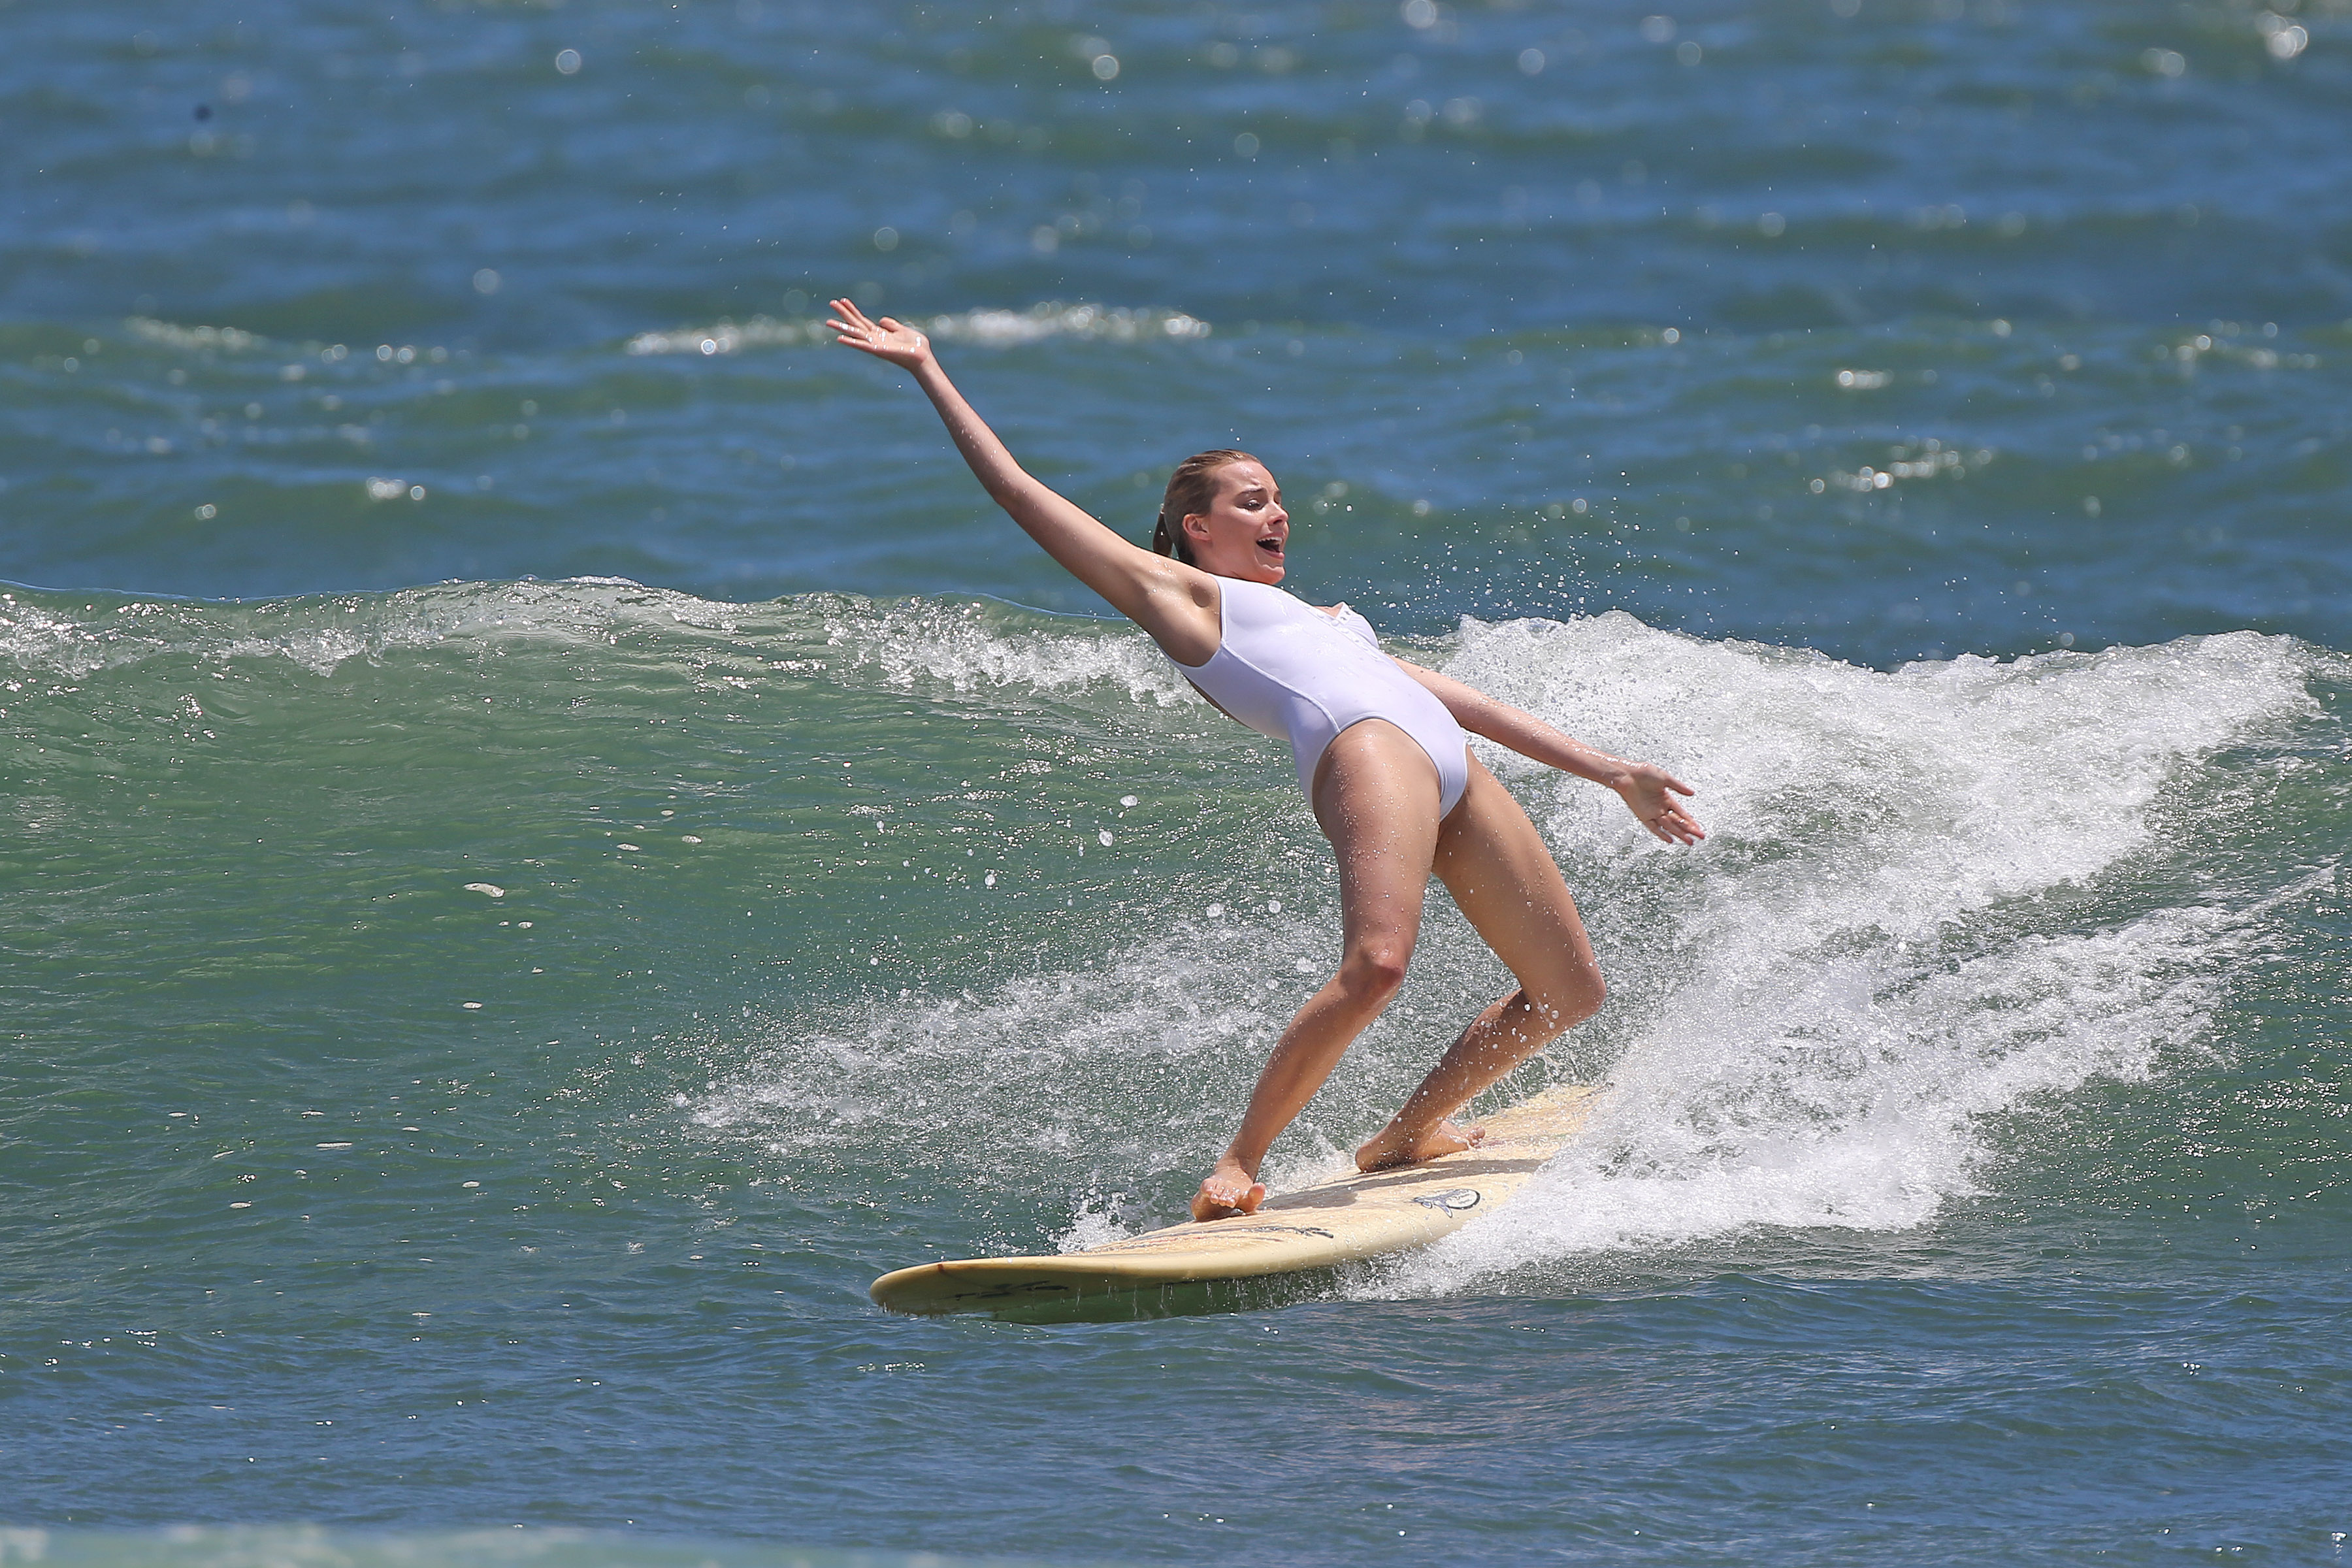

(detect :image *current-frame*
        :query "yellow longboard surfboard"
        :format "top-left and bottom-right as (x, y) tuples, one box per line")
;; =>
(870, 1083), (1598, 1319)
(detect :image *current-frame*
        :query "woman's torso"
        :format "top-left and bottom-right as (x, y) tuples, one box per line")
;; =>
(1174, 578), (1469, 813)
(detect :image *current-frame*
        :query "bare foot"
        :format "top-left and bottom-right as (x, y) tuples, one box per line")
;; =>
(1190, 1157), (1269, 1222)
(1355, 1118), (1485, 1173)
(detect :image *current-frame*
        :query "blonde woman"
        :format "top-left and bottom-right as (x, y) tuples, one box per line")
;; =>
(831, 299), (1703, 1221)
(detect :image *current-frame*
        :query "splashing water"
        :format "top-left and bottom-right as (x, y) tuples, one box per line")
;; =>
(1380, 619), (2326, 1292)
(676, 602), (2332, 1281)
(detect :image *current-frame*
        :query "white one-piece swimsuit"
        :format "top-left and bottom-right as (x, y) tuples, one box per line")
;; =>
(1175, 577), (1471, 817)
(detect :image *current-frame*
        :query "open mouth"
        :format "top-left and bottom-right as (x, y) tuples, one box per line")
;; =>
(1256, 536), (1284, 558)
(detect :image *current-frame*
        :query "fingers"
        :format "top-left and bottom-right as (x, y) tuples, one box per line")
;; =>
(1624, 765), (1703, 843)
(1641, 802), (1706, 844)
(828, 299), (904, 357)
(826, 299), (879, 341)
(826, 300), (929, 365)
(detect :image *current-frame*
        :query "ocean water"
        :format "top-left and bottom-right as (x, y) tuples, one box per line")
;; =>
(5, 1), (2349, 1564)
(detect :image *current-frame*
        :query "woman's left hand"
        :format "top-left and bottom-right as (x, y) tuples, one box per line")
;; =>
(1614, 764), (1705, 845)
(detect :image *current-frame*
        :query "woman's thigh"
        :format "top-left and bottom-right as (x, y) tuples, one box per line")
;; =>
(1433, 755), (1601, 1005)
(1310, 719), (1445, 960)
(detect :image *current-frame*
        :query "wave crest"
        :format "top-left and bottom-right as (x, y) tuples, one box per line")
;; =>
(625, 302), (1211, 357)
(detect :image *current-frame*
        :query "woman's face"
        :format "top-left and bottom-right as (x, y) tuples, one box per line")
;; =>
(1183, 461), (1289, 583)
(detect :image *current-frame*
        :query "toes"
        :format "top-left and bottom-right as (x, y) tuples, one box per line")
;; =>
(1430, 1120), (1484, 1153)
(1191, 1177), (1268, 1221)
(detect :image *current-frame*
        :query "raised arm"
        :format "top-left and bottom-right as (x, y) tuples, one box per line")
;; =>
(1395, 658), (1705, 844)
(828, 300), (1217, 661)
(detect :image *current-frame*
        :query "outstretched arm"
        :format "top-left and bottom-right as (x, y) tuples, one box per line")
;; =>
(828, 300), (1213, 657)
(1395, 659), (1705, 844)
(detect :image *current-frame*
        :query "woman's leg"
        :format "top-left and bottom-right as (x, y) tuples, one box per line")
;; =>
(1355, 753), (1605, 1171)
(1192, 720), (1443, 1220)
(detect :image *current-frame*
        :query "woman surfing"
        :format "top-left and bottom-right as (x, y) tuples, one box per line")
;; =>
(829, 299), (1705, 1222)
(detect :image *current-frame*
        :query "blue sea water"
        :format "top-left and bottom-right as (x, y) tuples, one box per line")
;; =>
(4, 1), (2350, 1563)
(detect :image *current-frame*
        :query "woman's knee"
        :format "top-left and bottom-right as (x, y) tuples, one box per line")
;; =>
(1527, 959), (1605, 1030)
(1337, 943), (1411, 1004)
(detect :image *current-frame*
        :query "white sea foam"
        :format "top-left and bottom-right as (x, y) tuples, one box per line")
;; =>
(691, 922), (1336, 1247)
(623, 302), (1210, 357)
(925, 303), (1211, 346)
(0, 579), (774, 680)
(1366, 617), (2323, 1294)
(124, 316), (267, 353)
(0, 582), (1200, 705)
(1396, 899), (2244, 1294)
(819, 598), (1194, 707)
(0, 596), (116, 678)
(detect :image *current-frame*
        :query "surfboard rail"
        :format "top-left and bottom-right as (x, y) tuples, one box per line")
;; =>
(870, 1083), (1597, 1318)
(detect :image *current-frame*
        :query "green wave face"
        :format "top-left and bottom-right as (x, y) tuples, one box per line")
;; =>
(8, 580), (2342, 1278)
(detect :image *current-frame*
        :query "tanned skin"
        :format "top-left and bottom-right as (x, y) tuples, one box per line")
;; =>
(829, 299), (1702, 1221)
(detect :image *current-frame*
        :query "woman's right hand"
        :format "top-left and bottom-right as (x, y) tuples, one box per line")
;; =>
(828, 298), (934, 372)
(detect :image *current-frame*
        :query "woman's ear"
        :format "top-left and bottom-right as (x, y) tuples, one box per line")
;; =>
(1183, 512), (1213, 545)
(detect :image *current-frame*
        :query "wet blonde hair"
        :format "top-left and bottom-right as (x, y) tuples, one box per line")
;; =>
(1151, 449), (1263, 566)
